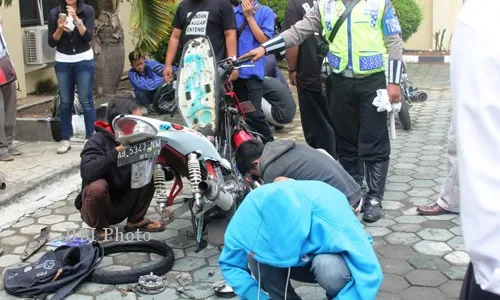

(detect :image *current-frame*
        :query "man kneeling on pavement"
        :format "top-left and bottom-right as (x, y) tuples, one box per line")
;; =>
(74, 96), (165, 240)
(235, 138), (366, 215)
(219, 178), (383, 299)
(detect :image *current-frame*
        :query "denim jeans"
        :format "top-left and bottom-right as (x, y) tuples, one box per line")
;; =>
(55, 59), (96, 140)
(249, 254), (351, 300)
(134, 89), (155, 106)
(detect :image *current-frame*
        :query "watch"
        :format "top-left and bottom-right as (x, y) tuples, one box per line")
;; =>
(287, 66), (297, 72)
(74, 19), (83, 26)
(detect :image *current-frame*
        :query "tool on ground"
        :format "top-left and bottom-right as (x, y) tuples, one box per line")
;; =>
(175, 286), (196, 299)
(20, 227), (49, 261)
(135, 272), (166, 295)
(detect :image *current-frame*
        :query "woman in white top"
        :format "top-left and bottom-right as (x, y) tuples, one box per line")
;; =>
(48, 0), (96, 154)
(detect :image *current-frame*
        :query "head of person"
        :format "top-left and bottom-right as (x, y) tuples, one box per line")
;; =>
(59, 0), (84, 12)
(105, 96), (142, 125)
(235, 139), (265, 177)
(229, 0), (240, 6)
(129, 51), (146, 73)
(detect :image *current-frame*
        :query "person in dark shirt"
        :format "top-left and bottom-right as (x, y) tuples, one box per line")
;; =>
(163, 0), (237, 83)
(282, 0), (337, 158)
(235, 139), (362, 210)
(75, 97), (165, 241)
(48, 0), (96, 155)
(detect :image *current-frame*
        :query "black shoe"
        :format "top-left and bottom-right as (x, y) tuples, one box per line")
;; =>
(363, 198), (382, 223)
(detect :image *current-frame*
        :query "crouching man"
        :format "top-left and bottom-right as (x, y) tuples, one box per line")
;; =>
(74, 96), (165, 241)
(219, 179), (383, 299)
(235, 139), (363, 211)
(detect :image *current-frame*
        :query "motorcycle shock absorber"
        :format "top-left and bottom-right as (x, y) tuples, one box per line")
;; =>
(187, 152), (203, 209)
(153, 164), (171, 224)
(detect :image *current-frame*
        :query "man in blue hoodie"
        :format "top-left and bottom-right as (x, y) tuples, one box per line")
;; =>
(219, 179), (383, 300)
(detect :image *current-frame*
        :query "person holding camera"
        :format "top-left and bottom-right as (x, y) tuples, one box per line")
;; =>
(240, 0), (403, 223)
(48, 0), (96, 154)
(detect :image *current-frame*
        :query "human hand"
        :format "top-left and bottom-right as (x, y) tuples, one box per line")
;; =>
(66, 6), (78, 19)
(288, 70), (297, 86)
(163, 65), (173, 83)
(241, 0), (254, 19)
(228, 69), (239, 82)
(239, 46), (265, 63)
(387, 84), (401, 103)
(116, 145), (125, 152)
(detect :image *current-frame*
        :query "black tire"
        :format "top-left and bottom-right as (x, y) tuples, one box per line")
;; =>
(89, 240), (175, 285)
(398, 89), (412, 131)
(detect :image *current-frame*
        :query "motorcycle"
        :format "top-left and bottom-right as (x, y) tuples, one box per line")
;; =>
(111, 56), (257, 252)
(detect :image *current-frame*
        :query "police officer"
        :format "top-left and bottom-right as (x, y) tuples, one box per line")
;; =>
(241, 0), (403, 222)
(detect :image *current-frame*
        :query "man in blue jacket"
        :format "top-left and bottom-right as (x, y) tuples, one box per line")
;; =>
(219, 179), (382, 300)
(128, 51), (176, 107)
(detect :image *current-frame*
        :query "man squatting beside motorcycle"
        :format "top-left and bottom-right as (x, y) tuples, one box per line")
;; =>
(231, 0), (276, 143)
(219, 179), (383, 299)
(241, 0), (404, 222)
(75, 97), (165, 241)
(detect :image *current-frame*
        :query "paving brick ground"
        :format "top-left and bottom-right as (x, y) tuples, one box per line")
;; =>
(0, 63), (465, 299)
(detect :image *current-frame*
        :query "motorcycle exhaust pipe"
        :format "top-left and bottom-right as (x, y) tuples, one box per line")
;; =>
(198, 180), (234, 211)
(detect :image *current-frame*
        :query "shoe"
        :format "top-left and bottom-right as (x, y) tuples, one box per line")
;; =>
(416, 202), (457, 216)
(57, 140), (71, 154)
(363, 198), (383, 222)
(8, 147), (21, 156)
(0, 152), (13, 161)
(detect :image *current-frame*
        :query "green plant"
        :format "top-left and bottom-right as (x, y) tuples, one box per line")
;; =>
(0, 0), (12, 7)
(392, 0), (423, 42)
(149, 3), (178, 62)
(259, 0), (286, 23)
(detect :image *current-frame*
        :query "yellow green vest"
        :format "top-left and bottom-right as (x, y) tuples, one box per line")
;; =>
(319, 0), (387, 75)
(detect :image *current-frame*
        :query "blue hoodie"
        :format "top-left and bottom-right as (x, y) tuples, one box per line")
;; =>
(219, 180), (383, 300)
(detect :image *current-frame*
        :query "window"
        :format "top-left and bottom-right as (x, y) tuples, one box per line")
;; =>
(19, 0), (59, 27)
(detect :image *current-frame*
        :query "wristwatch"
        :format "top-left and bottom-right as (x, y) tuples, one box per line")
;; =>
(287, 66), (297, 72)
(74, 19), (83, 26)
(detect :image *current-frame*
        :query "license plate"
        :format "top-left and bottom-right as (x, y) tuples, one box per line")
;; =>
(117, 139), (162, 167)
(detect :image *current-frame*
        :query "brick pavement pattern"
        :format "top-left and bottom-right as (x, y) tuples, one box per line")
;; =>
(0, 63), (465, 299)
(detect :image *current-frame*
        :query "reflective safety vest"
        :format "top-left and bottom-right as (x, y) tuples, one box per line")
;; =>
(319, 0), (388, 75)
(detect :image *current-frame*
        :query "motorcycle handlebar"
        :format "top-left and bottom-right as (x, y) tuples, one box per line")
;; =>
(218, 56), (255, 68)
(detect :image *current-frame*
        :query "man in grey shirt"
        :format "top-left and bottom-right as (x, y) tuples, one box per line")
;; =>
(240, 0), (404, 223)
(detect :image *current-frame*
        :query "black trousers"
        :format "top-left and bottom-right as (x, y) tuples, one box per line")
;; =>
(326, 72), (390, 170)
(461, 263), (500, 300)
(233, 78), (274, 142)
(297, 85), (337, 158)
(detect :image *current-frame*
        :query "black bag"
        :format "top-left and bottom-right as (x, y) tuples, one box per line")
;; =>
(3, 242), (104, 300)
(174, 8), (202, 65)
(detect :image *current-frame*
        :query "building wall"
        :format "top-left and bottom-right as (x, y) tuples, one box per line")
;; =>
(403, 0), (462, 51)
(2, 1), (134, 99)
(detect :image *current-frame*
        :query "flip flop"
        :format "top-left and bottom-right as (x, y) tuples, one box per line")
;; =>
(124, 219), (165, 233)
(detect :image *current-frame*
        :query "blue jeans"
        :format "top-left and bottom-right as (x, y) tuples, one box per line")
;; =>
(55, 59), (96, 140)
(134, 89), (155, 106)
(249, 254), (351, 300)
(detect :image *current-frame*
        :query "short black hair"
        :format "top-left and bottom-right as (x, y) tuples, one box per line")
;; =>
(106, 96), (140, 125)
(129, 50), (144, 64)
(234, 139), (265, 174)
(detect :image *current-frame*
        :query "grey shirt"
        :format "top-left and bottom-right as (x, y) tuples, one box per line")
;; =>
(280, 0), (403, 62)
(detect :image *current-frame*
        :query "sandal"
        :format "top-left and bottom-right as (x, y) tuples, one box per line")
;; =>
(124, 219), (165, 233)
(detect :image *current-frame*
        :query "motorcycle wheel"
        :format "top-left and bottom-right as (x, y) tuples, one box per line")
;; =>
(398, 88), (412, 131)
(89, 240), (175, 284)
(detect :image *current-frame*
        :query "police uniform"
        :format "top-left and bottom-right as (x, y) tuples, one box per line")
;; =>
(259, 0), (403, 222)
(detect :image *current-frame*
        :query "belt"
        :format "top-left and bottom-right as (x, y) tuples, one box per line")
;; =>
(339, 69), (370, 79)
